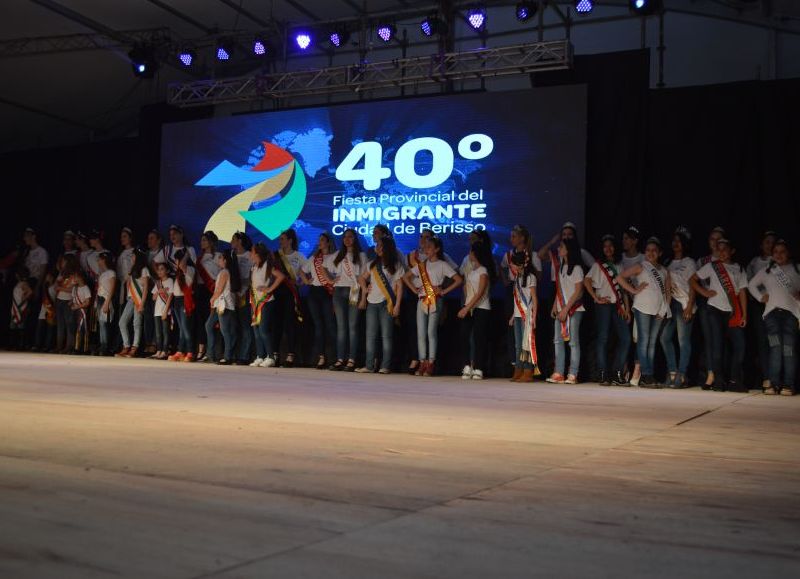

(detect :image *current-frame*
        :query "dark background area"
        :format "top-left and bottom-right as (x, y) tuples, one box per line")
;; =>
(1, 49), (798, 377)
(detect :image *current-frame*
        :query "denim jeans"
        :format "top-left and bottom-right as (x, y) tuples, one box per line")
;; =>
(461, 308), (489, 372)
(119, 299), (143, 348)
(751, 299), (769, 381)
(708, 306), (746, 385)
(595, 303), (631, 373)
(253, 301), (276, 359)
(697, 300), (714, 374)
(154, 315), (169, 351)
(764, 308), (797, 389)
(553, 311), (584, 376)
(513, 317), (534, 371)
(143, 293), (155, 347)
(365, 302), (393, 371)
(416, 298), (442, 361)
(659, 300), (694, 374)
(173, 297), (193, 354)
(633, 309), (662, 377)
(206, 309), (237, 361)
(333, 287), (361, 361)
(273, 285), (300, 356)
(308, 286), (335, 359)
(235, 303), (253, 362)
(56, 298), (72, 350)
(94, 296), (113, 351)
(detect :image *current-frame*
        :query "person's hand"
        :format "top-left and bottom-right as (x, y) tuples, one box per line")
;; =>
(457, 307), (469, 319)
(508, 316), (514, 327)
(760, 294), (769, 304)
(706, 290), (717, 299)
(392, 304), (401, 318)
(595, 296), (611, 305)
(740, 317), (747, 328)
(622, 308), (631, 323)
(551, 304), (558, 319)
(633, 282), (649, 295)
(558, 309), (568, 322)
(433, 285), (444, 296)
(358, 299), (367, 311)
(161, 312), (168, 320)
(683, 308), (693, 322)
(209, 299), (215, 307)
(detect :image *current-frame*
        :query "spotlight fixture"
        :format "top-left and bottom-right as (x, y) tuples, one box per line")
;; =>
(215, 39), (234, 61)
(629, 0), (663, 15)
(467, 6), (487, 31)
(128, 44), (158, 78)
(253, 36), (267, 56)
(295, 32), (312, 50)
(328, 26), (350, 48)
(574, 0), (594, 14)
(421, 14), (447, 37)
(515, 2), (538, 22)
(376, 23), (396, 43)
(177, 47), (196, 67)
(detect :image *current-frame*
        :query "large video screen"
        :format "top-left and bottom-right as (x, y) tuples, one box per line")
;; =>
(159, 85), (587, 261)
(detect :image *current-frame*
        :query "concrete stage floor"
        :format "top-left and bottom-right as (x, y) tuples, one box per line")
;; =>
(0, 353), (798, 578)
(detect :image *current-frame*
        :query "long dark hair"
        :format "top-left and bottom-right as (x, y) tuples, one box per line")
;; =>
(561, 237), (583, 276)
(221, 250), (242, 294)
(232, 231), (252, 252)
(511, 250), (536, 287)
(253, 242), (275, 271)
(131, 248), (147, 279)
(60, 253), (80, 277)
(334, 228), (363, 266)
(665, 227), (692, 266)
(97, 251), (115, 271)
(314, 232), (336, 258)
(428, 236), (445, 261)
(280, 228), (298, 251)
(471, 241), (497, 285)
(372, 236), (400, 275)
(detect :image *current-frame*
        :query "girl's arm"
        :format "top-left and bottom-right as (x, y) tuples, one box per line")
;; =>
(664, 272), (672, 306)
(747, 270), (767, 303)
(690, 273), (715, 298)
(564, 280), (584, 311)
(738, 289), (748, 327)
(163, 293), (174, 317)
(441, 273), (463, 296)
(530, 287), (538, 325)
(357, 270), (370, 307)
(393, 279), (403, 315)
(265, 269), (286, 294)
(615, 265), (644, 294)
(537, 232), (561, 262)
(583, 275), (602, 303)
(402, 270), (418, 293)
(210, 270), (228, 303)
(462, 273), (488, 313)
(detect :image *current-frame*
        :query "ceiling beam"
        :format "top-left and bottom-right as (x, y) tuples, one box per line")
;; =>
(282, 0), (323, 22)
(28, 0), (133, 44)
(143, 0), (216, 35)
(216, 0), (276, 30)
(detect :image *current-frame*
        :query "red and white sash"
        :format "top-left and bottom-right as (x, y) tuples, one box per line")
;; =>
(513, 276), (538, 369)
(553, 258), (580, 342)
(711, 261), (743, 327)
(196, 254), (216, 293)
(598, 261), (625, 316)
(313, 254), (334, 296)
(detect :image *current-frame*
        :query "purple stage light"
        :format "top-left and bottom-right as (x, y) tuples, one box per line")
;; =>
(178, 52), (193, 67)
(467, 8), (486, 30)
(376, 24), (394, 43)
(575, 0), (594, 14)
(295, 33), (312, 50)
(330, 32), (342, 47)
(421, 19), (433, 36)
(253, 40), (266, 55)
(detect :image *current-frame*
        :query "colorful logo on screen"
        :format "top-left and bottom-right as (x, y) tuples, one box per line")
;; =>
(195, 143), (306, 241)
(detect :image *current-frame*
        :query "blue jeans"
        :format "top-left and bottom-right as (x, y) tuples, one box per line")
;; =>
(553, 311), (584, 376)
(154, 315), (169, 351)
(659, 300), (694, 374)
(143, 293), (155, 347)
(333, 287), (361, 361)
(206, 309), (237, 361)
(764, 308), (797, 389)
(95, 296), (113, 351)
(173, 297), (193, 353)
(751, 299), (769, 381)
(698, 301), (714, 374)
(634, 309), (662, 376)
(708, 306), (745, 385)
(307, 286), (335, 358)
(365, 302), (393, 371)
(512, 317), (533, 370)
(56, 299), (72, 350)
(118, 299), (143, 348)
(416, 298), (442, 361)
(595, 303), (631, 373)
(236, 303), (253, 362)
(253, 301), (276, 359)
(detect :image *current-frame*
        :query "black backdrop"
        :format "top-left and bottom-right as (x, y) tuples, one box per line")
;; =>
(2, 50), (798, 376)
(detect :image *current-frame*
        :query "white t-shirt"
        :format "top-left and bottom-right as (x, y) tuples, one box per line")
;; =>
(696, 262), (747, 313)
(56, 276), (73, 301)
(464, 266), (490, 311)
(512, 273), (537, 318)
(500, 251), (542, 281)
(172, 266), (195, 297)
(39, 285), (56, 320)
(409, 259), (458, 298)
(124, 268), (150, 301)
(587, 261), (623, 303)
(668, 257), (697, 311)
(199, 251), (222, 282)
(632, 262), (670, 317)
(116, 248), (134, 285)
(24, 246), (48, 281)
(153, 245), (197, 270)
(747, 256), (771, 280)
(151, 278), (174, 317)
(251, 262), (276, 304)
(748, 264), (800, 321)
(213, 270), (235, 311)
(86, 249), (103, 279)
(79, 250), (92, 276)
(97, 270), (116, 300)
(333, 252), (368, 288)
(367, 262), (406, 304)
(73, 285), (91, 305)
(555, 264), (585, 313)
(236, 251), (252, 292)
(302, 253), (335, 286)
(622, 252), (645, 271)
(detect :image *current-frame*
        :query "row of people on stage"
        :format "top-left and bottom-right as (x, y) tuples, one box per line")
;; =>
(5, 222), (799, 395)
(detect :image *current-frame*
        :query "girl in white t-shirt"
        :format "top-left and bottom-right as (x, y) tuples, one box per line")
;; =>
(547, 238), (585, 385)
(747, 239), (800, 396)
(150, 262), (174, 360)
(116, 249), (150, 358)
(658, 227), (696, 388)
(747, 230), (779, 391)
(95, 252), (117, 356)
(330, 228), (368, 371)
(70, 273), (93, 354)
(458, 241), (495, 380)
(205, 251), (241, 365)
(403, 236), (463, 377)
(301, 232), (337, 369)
(356, 236), (405, 374)
(273, 229), (306, 367)
(9, 267), (32, 350)
(508, 250), (539, 383)
(248, 243), (286, 368)
(617, 237), (671, 388)
(195, 231), (222, 362)
(695, 226), (726, 388)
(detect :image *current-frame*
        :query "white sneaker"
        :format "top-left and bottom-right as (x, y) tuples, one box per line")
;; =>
(260, 357), (275, 368)
(250, 358), (264, 367)
(461, 365), (474, 379)
(378, 368), (391, 375)
(471, 369), (484, 380)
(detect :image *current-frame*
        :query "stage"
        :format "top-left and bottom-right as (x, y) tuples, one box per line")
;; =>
(0, 353), (798, 578)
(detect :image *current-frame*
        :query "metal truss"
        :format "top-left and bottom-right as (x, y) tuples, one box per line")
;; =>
(168, 40), (572, 107)
(0, 28), (173, 58)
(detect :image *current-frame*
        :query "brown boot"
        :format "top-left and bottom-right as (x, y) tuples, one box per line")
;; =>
(518, 369), (534, 383)
(510, 367), (523, 382)
(115, 347), (131, 358)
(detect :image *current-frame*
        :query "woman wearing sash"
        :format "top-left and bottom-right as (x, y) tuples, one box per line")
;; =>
(616, 237), (670, 388)
(150, 262), (174, 360)
(402, 231), (433, 375)
(143, 229), (164, 353)
(168, 249), (196, 362)
(328, 229), (366, 371)
(584, 235), (631, 386)
(696, 226), (726, 388)
(116, 227), (135, 318)
(659, 227), (696, 388)
(509, 250), (539, 383)
(116, 248), (149, 358)
(547, 238), (586, 385)
(205, 251), (241, 365)
(249, 243), (285, 368)
(747, 230), (779, 391)
(301, 232), (337, 369)
(357, 236), (404, 374)
(272, 229), (306, 367)
(403, 236), (463, 377)
(458, 241), (496, 380)
(69, 273), (92, 354)
(54, 254), (79, 353)
(748, 239), (800, 396)
(229, 231), (254, 365)
(95, 252), (117, 357)
(195, 231), (222, 362)
(690, 238), (748, 392)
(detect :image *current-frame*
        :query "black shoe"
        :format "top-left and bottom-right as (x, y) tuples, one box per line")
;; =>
(670, 373), (689, 389)
(639, 375), (663, 389)
(316, 356), (326, 370)
(216, 359), (232, 366)
(727, 381), (748, 393)
(611, 371), (629, 386)
(597, 370), (610, 385)
(711, 381), (725, 392)
(328, 360), (344, 371)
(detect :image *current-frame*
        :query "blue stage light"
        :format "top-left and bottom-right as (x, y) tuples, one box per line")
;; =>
(295, 33), (312, 50)
(629, 0), (663, 15)
(376, 24), (395, 43)
(129, 44), (158, 78)
(178, 50), (194, 67)
(467, 7), (487, 30)
(516, 2), (537, 22)
(253, 39), (266, 56)
(421, 18), (433, 36)
(575, 0), (594, 14)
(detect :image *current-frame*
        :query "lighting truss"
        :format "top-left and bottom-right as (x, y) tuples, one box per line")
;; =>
(168, 40), (572, 107)
(0, 28), (171, 58)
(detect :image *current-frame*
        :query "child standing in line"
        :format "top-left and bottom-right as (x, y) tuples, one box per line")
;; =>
(95, 252), (117, 356)
(9, 266), (33, 350)
(205, 251), (241, 365)
(457, 241), (495, 380)
(509, 250), (539, 383)
(35, 270), (57, 352)
(70, 274), (93, 354)
(249, 243), (286, 368)
(151, 262), (174, 360)
(117, 249), (150, 358)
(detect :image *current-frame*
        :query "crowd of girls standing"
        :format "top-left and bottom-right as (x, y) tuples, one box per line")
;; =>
(4, 222), (799, 396)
